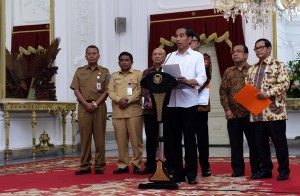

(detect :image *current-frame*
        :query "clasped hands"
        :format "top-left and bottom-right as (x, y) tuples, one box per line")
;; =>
(85, 101), (98, 112)
(177, 77), (191, 86)
(119, 97), (130, 109)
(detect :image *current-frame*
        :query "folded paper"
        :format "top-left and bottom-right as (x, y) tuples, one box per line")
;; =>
(233, 83), (271, 116)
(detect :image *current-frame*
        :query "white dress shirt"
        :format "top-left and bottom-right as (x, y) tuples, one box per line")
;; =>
(165, 47), (207, 108)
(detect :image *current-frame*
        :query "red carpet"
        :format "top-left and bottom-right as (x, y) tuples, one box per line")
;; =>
(0, 157), (299, 195)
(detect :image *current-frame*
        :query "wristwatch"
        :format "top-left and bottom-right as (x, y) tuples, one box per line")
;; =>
(92, 101), (98, 108)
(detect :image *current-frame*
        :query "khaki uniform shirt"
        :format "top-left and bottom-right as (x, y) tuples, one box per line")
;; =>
(245, 56), (290, 121)
(220, 63), (250, 118)
(108, 69), (143, 118)
(70, 65), (110, 101)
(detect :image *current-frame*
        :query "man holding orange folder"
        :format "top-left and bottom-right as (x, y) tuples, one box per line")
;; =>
(246, 38), (290, 181)
(220, 44), (259, 178)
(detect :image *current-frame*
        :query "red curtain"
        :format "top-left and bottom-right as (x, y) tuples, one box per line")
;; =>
(11, 24), (50, 52)
(149, 9), (244, 77)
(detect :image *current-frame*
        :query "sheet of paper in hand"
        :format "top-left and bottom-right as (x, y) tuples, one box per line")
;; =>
(198, 87), (210, 105)
(162, 64), (182, 78)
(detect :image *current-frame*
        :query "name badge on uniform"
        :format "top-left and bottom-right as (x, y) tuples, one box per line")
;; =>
(127, 83), (132, 96)
(96, 82), (101, 91)
(96, 75), (102, 91)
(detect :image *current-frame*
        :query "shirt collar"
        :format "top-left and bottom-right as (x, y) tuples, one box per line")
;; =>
(175, 47), (193, 55)
(150, 66), (162, 71)
(256, 56), (272, 66)
(85, 65), (99, 70)
(233, 62), (250, 70)
(118, 68), (134, 75)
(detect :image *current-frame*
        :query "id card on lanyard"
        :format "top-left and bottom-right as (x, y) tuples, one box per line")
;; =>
(127, 83), (132, 96)
(96, 74), (102, 91)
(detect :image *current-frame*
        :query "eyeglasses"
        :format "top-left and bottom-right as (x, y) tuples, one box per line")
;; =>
(192, 39), (199, 42)
(254, 46), (267, 51)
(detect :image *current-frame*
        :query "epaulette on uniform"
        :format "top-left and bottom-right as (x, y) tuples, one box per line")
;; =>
(99, 66), (109, 72)
(77, 65), (87, 70)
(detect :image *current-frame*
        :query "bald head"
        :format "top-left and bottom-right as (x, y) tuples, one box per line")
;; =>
(152, 48), (166, 67)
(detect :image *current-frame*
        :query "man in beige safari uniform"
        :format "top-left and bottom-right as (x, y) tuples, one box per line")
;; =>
(108, 51), (143, 175)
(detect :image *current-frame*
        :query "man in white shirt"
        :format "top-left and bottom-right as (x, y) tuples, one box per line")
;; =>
(164, 27), (207, 184)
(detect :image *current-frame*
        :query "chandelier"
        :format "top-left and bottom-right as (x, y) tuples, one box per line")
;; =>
(213, 0), (300, 29)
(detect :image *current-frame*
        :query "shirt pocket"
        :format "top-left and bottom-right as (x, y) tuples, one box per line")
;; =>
(114, 77), (122, 85)
(96, 73), (107, 84)
(79, 76), (89, 87)
(128, 77), (139, 89)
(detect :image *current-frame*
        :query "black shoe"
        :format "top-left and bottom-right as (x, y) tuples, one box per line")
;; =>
(202, 169), (211, 177)
(113, 166), (129, 174)
(251, 171), (272, 179)
(173, 175), (186, 183)
(187, 178), (198, 184)
(133, 166), (144, 175)
(277, 173), (289, 181)
(95, 169), (104, 174)
(75, 168), (91, 175)
(142, 167), (156, 174)
(167, 168), (175, 176)
(231, 172), (244, 177)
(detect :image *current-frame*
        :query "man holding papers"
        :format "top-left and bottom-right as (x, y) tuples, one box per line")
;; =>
(220, 45), (259, 178)
(246, 38), (290, 181)
(163, 27), (207, 184)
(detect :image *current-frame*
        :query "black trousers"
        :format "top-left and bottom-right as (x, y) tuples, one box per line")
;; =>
(196, 112), (210, 172)
(164, 106), (198, 180)
(143, 113), (159, 169)
(251, 120), (290, 175)
(227, 116), (260, 175)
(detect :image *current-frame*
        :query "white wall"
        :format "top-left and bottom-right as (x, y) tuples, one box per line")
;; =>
(287, 111), (300, 139)
(277, 14), (300, 63)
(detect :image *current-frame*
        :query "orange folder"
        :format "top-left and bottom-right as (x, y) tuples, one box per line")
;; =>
(233, 83), (272, 116)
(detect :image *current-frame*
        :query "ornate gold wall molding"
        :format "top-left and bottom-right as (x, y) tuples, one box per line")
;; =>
(19, 45), (45, 55)
(159, 31), (233, 49)
(286, 98), (300, 110)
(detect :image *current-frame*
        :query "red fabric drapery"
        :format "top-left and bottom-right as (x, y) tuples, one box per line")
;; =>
(11, 24), (50, 53)
(149, 9), (244, 77)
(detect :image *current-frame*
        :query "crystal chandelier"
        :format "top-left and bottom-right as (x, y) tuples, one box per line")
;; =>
(213, 0), (300, 29)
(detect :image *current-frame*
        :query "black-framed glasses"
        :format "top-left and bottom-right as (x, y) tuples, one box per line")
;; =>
(254, 46), (267, 51)
(192, 39), (199, 42)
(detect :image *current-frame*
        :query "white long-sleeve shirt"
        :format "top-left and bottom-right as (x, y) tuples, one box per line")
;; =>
(165, 47), (207, 108)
